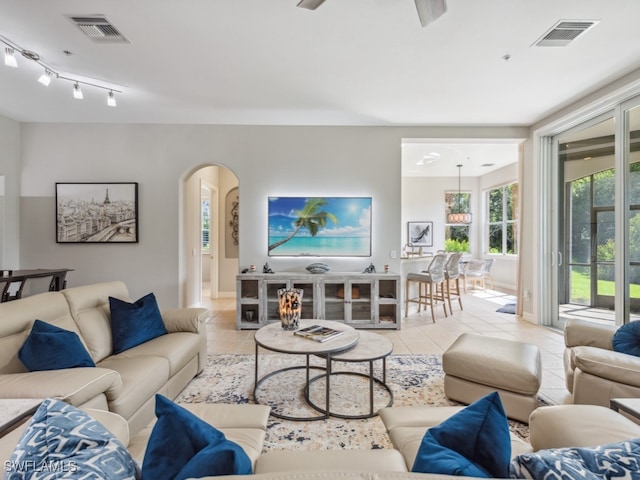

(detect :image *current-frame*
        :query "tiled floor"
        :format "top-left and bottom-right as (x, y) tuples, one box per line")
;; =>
(200, 288), (572, 407)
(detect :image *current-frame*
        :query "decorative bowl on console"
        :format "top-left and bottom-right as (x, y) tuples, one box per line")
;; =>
(305, 262), (330, 274)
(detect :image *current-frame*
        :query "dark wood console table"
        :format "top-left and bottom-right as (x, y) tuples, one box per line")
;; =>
(0, 268), (73, 302)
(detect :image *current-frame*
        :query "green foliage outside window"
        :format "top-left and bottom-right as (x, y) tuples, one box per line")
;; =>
(202, 198), (210, 250)
(487, 183), (518, 255)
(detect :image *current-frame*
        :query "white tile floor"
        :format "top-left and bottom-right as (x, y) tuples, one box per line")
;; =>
(200, 288), (572, 406)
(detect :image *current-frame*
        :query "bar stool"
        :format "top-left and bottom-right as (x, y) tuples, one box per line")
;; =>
(444, 252), (463, 314)
(461, 259), (486, 292)
(405, 253), (448, 322)
(483, 258), (495, 290)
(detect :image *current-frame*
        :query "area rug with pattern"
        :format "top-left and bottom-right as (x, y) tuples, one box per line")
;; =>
(176, 353), (540, 452)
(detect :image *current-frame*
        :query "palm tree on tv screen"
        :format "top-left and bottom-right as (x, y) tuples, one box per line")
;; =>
(268, 198), (338, 252)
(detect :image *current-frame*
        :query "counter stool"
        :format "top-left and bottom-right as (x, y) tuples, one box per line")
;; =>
(443, 252), (463, 315)
(404, 253), (447, 322)
(442, 332), (542, 423)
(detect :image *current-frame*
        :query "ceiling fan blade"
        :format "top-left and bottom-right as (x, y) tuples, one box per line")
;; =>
(296, 0), (327, 10)
(414, 0), (447, 27)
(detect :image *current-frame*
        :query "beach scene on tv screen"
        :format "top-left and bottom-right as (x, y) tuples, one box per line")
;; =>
(268, 197), (371, 256)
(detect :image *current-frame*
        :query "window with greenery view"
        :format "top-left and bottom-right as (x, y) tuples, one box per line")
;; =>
(445, 191), (470, 252)
(201, 197), (210, 251)
(487, 183), (519, 255)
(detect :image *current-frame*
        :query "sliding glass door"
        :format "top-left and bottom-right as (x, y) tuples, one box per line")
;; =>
(551, 99), (640, 328)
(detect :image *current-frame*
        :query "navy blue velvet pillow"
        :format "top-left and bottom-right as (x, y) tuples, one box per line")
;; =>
(142, 395), (252, 480)
(412, 392), (512, 478)
(18, 319), (95, 371)
(109, 293), (167, 354)
(612, 321), (640, 357)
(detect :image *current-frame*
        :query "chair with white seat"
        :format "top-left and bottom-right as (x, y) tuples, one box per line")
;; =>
(443, 252), (463, 314)
(483, 258), (495, 290)
(460, 259), (485, 292)
(405, 253), (448, 322)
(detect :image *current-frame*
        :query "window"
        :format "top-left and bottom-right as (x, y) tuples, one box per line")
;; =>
(201, 196), (210, 252)
(487, 183), (518, 255)
(444, 191), (471, 252)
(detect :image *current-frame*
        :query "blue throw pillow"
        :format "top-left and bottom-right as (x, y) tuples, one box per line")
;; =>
(412, 391), (512, 478)
(18, 319), (95, 371)
(109, 293), (167, 354)
(6, 398), (140, 479)
(142, 395), (252, 480)
(510, 438), (640, 479)
(612, 321), (640, 357)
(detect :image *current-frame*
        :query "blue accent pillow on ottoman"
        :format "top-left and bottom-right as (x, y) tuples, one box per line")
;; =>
(510, 438), (640, 479)
(18, 319), (95, 371)
(109, 293), (167, 354)
(412, 391), (512, 478)
(612, 321), (640, 357)
(6, 398), (140, 479)
(142, 395), (252, 480)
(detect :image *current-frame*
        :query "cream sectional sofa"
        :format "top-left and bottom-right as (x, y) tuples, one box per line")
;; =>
(0, 281), (208, 435)
(3, 401), (640, 479)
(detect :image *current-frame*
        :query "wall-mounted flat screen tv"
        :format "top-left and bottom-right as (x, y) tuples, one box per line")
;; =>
(268, 196), (372, 257)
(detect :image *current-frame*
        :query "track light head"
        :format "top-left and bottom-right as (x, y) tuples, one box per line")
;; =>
(107, 90), (116, 107)
(73, 82), (83, 99)
(4, 47), (17, 67)
(38, 69), (54, 86)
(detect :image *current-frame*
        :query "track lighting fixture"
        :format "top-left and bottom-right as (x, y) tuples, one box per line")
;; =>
(73, 83), (83, 99)
(38, 69), (54, 86)
(1, 33), (121, 106)
(4, 47), (17, 68)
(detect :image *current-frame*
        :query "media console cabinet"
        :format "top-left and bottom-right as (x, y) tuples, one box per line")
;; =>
(236, 272), (401, 330)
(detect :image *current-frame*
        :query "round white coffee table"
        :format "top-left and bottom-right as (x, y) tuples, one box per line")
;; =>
(306, 330), (394, 419)
(254, 320), (358, 421)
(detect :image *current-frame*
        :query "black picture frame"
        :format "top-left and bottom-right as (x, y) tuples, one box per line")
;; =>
(407, 221), (433, 247)
(56, 182), (139, 243)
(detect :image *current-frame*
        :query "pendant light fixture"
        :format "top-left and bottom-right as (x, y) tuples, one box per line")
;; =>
(447, 164), (472, 224)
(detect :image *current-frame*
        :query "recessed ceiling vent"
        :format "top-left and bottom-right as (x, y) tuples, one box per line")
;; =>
(67, 15), (129, 43)
(534, 20), (599, 47)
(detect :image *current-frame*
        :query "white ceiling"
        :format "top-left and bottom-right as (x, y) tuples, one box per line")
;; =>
(1, 1), (639, 175)
(401, 140), (521, 177)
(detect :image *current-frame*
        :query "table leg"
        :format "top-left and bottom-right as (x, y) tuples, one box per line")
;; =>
(254, 343), (259, 388)
(326, 353), (331, 417)
(369, 359), (374, 417)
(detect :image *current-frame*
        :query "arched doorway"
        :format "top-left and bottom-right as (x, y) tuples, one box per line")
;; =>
(183, 164), (239, 307)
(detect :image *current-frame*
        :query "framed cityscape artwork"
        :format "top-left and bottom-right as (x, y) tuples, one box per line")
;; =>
(56, 182), (139, 243)
(407, 221), (433, 247)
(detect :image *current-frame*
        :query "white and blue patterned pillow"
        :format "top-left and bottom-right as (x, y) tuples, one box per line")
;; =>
(5, 398), (140, 479)
(510, 438), (640, 480)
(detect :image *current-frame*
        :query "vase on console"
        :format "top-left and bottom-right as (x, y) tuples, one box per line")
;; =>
(277, 288), (303, 330)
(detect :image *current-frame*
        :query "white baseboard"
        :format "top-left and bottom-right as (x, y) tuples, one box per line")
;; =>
(214, 291), (236, 299)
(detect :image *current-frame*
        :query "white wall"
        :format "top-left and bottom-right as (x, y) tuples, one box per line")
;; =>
(0, 115), (20, 268)
(17, 123), (526, 308)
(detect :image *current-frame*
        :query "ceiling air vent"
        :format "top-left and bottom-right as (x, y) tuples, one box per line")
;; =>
(67, 15), (129, 43)
(533, 20), (599, 47)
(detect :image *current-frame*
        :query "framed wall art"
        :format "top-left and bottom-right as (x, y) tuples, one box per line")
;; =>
(56, 182), (139, 243)
(407, 221), (433, 247)
(268, 196), (371, 257)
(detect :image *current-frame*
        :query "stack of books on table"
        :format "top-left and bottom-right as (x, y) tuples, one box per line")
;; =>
(294, 324), (344, 343)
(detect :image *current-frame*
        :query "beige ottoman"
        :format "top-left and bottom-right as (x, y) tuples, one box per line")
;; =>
(442, 333), (542, 423)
